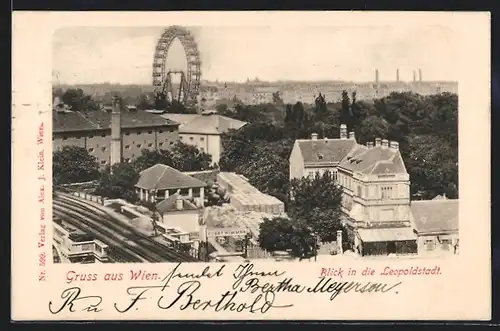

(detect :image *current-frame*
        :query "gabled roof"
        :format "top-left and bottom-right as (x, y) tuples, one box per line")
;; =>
(339, 145), (407, 175)
(155, 193), (199, 213)
(53, 110), (179, 133)
(297, 138), (357, 165)
(161, 113), (247, 135)
(411, 199), (459, 234)
(135, 164), (206, 190)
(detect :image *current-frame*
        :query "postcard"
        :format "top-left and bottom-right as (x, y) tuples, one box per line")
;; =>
(11, 11), (491, 321)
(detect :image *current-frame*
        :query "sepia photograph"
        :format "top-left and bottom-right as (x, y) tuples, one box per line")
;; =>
(12, 11), (491, 321)
(50, 24), (460, 265)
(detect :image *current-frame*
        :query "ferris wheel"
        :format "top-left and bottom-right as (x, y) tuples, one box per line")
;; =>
(152, 26), (201, 105)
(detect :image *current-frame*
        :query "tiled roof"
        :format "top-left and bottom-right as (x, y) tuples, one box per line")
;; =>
(298, 138), (357, 165)
(155, 193), (199, 214)
(410, 199), (459, 234)
(161, 113), (247, 135)
(183, 170), (220, 186)
(339, 145), (407, 175)
(53, 110), (179, 133)
(135, 164), (207, 190)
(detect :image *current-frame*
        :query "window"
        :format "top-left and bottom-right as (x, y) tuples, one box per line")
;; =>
(125, 145), (130, 149)
(180, 136), (183, 140)
(75, 136), (81, 139)
(88, 148), (94, 153)
(170, 141), (174, 145)
(200, 147), (204, 152)
(424, 239), (435, 251)
(357, 185), (362, 197)
(125, 158), (130, 163)
(100, 160), (107, 165)
(101, 147), (106, 152)
(63, 136), (68, 141)
(159, 142), (163, 147)
(101, 133), (106, 137)
(441, 239), (452, 251)
(200, 137), (205, 141)
(365, 186), (369, 198)
(381, 186), (393, 199)
(148, 130), (153, 134)
(125, 132), (130, 136)
(137, 144), (142, 148)
(137, 131), (141, 135)
(89, 135), (94, 138)
(159, 130), (163, 133)
(190, 136), (194, 141)
(148, 143), (153, 147)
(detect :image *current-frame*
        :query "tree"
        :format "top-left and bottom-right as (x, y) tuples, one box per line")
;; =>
(272, 91), (284, 106)
(131, 142), (212, 173)
(61, 88), (99, 112)
(95, 163), (140, 202)
(289, 171), (344, 243)
(258, 217), (316, 258)
(133, 149), (173, 172)
(340, 90), (353, 129)
(53, 146), (100, 185)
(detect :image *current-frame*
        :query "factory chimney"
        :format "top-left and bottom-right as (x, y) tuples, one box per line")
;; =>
(110, 95), (122, 167)
(419, 68), (422, 82)
(375, 69), (379, 86)
(413, 70), (416, 82)
(396, 68), (400, 82)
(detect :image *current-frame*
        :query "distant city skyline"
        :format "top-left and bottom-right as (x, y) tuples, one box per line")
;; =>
(52, 25), (459, 85)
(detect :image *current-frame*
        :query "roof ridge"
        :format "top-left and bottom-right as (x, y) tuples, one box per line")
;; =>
(76, 111), (100, 129)
(155, 164), (169, 190)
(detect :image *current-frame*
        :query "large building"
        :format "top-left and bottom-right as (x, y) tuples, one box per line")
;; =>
(53, 102), (180, 167)
(289, 124), (458, 257)
(161, 113), (247, 165)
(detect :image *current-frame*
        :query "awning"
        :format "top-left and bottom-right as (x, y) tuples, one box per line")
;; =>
(357, 227), (417, 243)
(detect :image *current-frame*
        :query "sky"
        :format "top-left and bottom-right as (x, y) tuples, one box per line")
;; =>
(52, 25), (459, 85)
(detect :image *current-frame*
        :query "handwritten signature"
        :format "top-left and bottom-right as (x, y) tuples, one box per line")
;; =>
(47, 262), (403, 315)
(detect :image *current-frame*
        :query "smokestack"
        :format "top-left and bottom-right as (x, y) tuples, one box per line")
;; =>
(375, 69), (379, 85)
(110, 96), (122, 166)
(413, 70), (416, 82)
(396, 68), (400, 82)
(419, 68), (422, 82)
(340, 124), (347, 139)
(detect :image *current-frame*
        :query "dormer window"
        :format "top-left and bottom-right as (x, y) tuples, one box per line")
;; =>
(356, 160), (362, 164)
(318, 153), (324, 160)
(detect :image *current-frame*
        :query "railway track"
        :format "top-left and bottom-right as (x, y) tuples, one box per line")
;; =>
(54, 204), (152, 263)
(54, 193), (201, 262)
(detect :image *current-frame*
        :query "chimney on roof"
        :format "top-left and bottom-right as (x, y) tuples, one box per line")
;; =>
(340, 124), (347, 139)
(110, 96), (122, 167)
(348, 131), (355, 140)
(381, 139), (389, 148)
(176, 198), (183, 210)
(367, 141), (374, 148)
(311, 133), (318, 141)
(375, 138), (382, 147)
(375, 69), (379, 86)
(389, 141), (399, 150)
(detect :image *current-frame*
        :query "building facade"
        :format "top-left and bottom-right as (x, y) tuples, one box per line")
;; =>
(161, 113), (247, 165)
(411, 199), (459, 256)
(289, 124), (418, 257)
(53, 217), (109, 263)
(53, 107), (180, 167)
